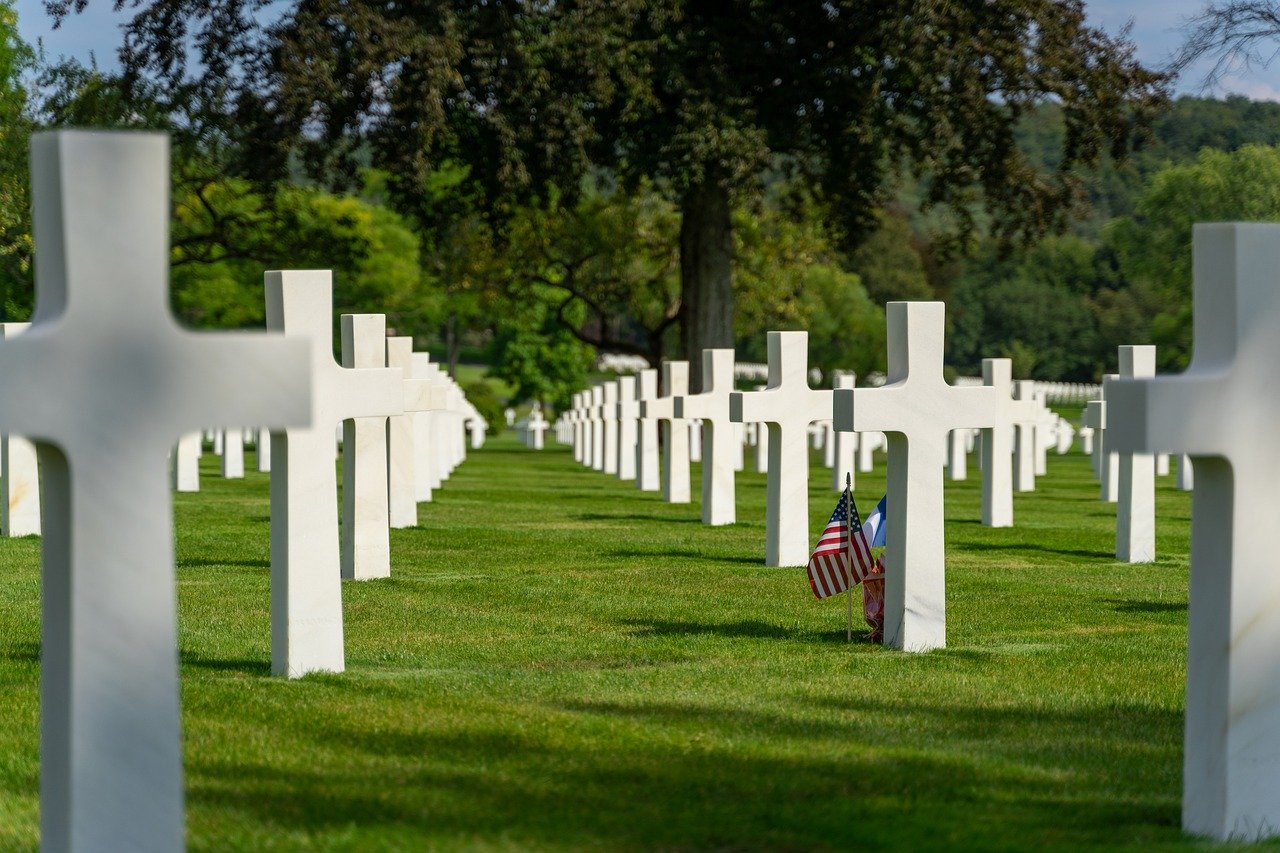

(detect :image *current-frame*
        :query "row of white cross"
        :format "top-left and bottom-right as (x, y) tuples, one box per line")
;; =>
(554, 225), (1280, 840)
(3, 131), (498, 850)
(10, 131), (1277, 845)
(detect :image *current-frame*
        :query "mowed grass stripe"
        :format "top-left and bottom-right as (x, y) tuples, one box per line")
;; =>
(0, 431), (1201, 850)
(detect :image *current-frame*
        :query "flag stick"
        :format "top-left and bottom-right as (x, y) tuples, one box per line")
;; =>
(845, 472), (853, 643)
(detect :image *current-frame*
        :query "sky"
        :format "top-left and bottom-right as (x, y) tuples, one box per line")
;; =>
(12, 0), (1280, 101)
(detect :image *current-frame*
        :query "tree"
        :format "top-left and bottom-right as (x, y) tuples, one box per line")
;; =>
(0, 1), (35, 318)
(1106, 144), (1280, 369)
(54, 0), (1168, 387)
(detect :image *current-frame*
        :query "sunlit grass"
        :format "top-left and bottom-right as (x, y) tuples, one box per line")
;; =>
(0, 430), (1216, 849)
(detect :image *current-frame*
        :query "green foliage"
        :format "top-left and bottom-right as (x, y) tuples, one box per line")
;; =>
(0, 2), (34, 319)
(461, 380), (506, 435)
(170, 179), (435, 332)
(846, 211), (934, 305)
(0, 433), (1196, 848)
(488, 290), (597, 412)
(1109, 144), (1280, 368)
(734, 195), (885, 376)
(949, 236), (1105, 380)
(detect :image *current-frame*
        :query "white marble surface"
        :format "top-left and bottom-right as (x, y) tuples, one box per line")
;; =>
(833, 302), (1013, 651)
(600, 382), (619, 475)
(0, 323), (39, 535)
(675, 349), (737, 526)
(341, 314), (397, 581)
(731, 332), (834, 567)
(640, 361), (691, 503)
(1113, 346), (1155, 563)
(831, 372), (857, 490)
(980, 359), (1015, 529)
(1011, 381), (1038, 493)
(12, 132), (311, 851)
(172, 432), (200, 493)
(1106, 224), (1280, 840)
(634, 370), (661, 491)
(222, 427), (245, 478)
(266, 271), (401, 680)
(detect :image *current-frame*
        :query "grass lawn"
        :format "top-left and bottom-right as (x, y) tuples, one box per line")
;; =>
(0, 430), (1230, 850)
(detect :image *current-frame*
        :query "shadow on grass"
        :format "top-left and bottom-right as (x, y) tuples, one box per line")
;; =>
(608, 548), (761, 566)
(1103, 598), (1187, 615)
(186, 695), (1180, 848)
(577, 512), (702, 524)
(620, 618), (872, 645)
(181, 556), (270, 569)
(180, 652), (271, 676)
(962, 542), (1112, 560)
(0, 640), (39, 663)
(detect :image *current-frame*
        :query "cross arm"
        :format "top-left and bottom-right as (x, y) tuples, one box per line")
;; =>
(1106, 374), (1233, 457)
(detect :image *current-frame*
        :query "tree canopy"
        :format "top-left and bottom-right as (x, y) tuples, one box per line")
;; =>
(53, 0), (1167, 386)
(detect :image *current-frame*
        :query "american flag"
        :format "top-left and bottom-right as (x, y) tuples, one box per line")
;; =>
(807, 489), (875, 599)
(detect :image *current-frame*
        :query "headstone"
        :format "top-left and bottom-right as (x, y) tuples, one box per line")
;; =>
(600, 382), (619, 475)
(386, 337), (448, 528)
(527, 407), (549, 451)
(0, 323), (40, 535)
(1112, 346), (1156, 563)
(1156, 453), (1170, 476)
(1011, 380), (1038, 493)
(266, 271), (401, 678)
(947, 428), (967, 481)
(1079, 423), (1095, 455)
(615, 377), (639, 477)
(222, 426), (245, 478)
(833, 302), (1012, 651)
(634, 370), (660, 491)
(830, 372), (857, 489)
(589, 385), (605, 471)
(674, 348), (737, 525)
(14, 131), (310, 850)
(980, 359), (1016, 529)
(172, 432), (200, 493)
(1177, 454), (1194, 490)
(570, 392), (586, 463)
(1107, 223), (1280, 841)
(639, 361), (691, 503)
(858, 431), (884, 472)
(341, 314), (400, 579)
(1084, 391), (1119, 501)
(730, 332), (833, 566)
(257, 427), (272, 472)
(688, 417), (703, 462)
(411, 352), (446, 501)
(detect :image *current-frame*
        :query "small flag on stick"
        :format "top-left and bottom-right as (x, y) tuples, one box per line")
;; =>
(807, 486), (875, 599)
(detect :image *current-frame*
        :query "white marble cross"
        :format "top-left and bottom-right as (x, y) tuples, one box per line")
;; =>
(599, 382), (619, 475)
(634, 369), (661, 491)
(172, 432), (200, 493)
(947, 429), (968, 481)
(730, 332), (832, 566)
(588, 385), (605, 470)
(341, 314), (401, 579)
(570, 391), (586, 464)
(1107, 223), (1280, 841)
(386, 336), (448, 528)
(11, 132), (311, 850)
(1011, 380), (1038, 493)
(265, 271), (401, 678)
(615, 376), (639, 476)
(411, 352), (446, 501)
(0, 322), (40, 535)
(980, 359), (1015, 529)
(674, 349), (737, 525)
(830, 372), (857, 490)
(1084, 389), (1119, 501)
(833, 302), (1011, 651)
(222, 426), (245, 478)
(527, 407), (549, 451)
(639, 361), (691, 503)
(257, 427), (272, 472)
(1112, 346), (1155, 563)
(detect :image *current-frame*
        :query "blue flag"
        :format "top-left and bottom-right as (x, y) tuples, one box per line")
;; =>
(861, 494), (887, 548)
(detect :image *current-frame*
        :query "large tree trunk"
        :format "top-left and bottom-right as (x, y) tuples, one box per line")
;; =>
(679, 178), (734, 393)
